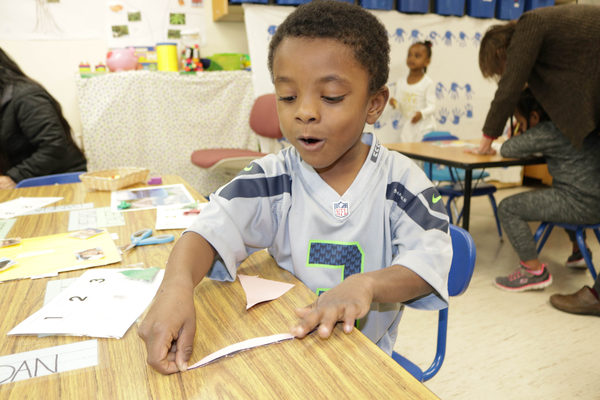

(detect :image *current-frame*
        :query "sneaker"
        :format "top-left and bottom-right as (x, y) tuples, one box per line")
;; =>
(566, 249), (592, 269)
(494, 262), (553, 292)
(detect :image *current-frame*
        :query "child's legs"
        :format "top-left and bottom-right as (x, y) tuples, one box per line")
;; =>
(565, 229), (587, 250)
(498, 189), (594, 262)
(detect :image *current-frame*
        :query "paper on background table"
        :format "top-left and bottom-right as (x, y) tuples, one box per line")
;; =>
(0, 197), (63, 219)
(430, 140), (478, 148)
(9, 269), (165, 339)
(22, 203), (94, 216)
(111, 184), (195, 212)
(0, 218), (16, 239)
(68, 207), (126, 232)
(187, 333), (295, 370)
(155, 202), (208, 230)
(238, 274), (295, 309)
(0, 231), (121, 283)
(0, 340), (98, 386)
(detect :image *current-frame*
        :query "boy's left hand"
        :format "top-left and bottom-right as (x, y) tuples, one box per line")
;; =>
(411, 112), (422, 124)
(290, 274), (372, 339)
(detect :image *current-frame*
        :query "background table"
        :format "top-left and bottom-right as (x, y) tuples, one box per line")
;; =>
(386, 141), (545, 231)
(76, 71), (259, 196)
(0, 175), (436, 399)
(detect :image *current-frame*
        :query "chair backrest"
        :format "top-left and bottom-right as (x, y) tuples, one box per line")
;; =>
(448, 224), (477, 296)
(422, 131), (458, 142)
(15, 172), (85, 188)
(249, 94), (283, 140)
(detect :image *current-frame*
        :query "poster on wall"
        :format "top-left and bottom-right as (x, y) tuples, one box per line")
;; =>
(243, 4), (520, 182)
(106, 0), (207, 49)
(0, 0), (105, 40)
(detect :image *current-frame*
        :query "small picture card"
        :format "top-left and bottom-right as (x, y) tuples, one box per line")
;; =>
(75, 247), (105, 262)
(0, 257), (17, 272)
(0, 237), (21, 248)
(68, 228), (103, 240)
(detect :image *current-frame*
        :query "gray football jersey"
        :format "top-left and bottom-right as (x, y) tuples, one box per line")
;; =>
(186, 133), (452, 355)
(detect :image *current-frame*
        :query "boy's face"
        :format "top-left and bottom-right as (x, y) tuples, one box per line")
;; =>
(272, 37), (388, 173)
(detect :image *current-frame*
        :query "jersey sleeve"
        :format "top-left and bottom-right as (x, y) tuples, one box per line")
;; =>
(387, 167), (452, 311)
(184, 155), (291, 282)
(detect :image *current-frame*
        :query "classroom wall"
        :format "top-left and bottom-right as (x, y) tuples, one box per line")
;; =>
(0, 0), (249, 144)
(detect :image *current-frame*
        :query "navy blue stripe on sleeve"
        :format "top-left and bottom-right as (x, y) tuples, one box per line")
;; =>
(218, 174), (292, 200)
(386, 182), (448, 233)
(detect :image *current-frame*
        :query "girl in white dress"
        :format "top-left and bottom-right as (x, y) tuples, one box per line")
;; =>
(389, 41), (436, 143)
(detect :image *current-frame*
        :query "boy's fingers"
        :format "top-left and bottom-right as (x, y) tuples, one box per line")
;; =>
(291, 308), (323, 338)
(145, 332), (181, 375)
(175, 322), (196, 372)
(343, 305), (360, 333)
(316, 306), (343, 338)
(294, 306), (312, 318)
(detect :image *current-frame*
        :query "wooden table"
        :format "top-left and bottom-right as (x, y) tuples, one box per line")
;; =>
(0, 175), (437, 399)
(386, 141), (546, 231)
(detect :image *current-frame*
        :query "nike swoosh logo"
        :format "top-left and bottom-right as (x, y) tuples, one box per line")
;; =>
(243, 165), (253, 171)
(432, 195), (442, 204)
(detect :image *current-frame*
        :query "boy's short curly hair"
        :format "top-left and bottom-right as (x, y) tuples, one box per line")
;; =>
(267, 0), (390, 94)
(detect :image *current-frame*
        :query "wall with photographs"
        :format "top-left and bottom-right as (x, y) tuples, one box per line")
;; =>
(0, 0), (248, 143)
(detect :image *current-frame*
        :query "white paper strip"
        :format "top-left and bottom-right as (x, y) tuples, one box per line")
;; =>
(188, 333), (295, 370)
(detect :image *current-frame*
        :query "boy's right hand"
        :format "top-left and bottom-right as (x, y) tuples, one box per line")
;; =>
(138, 283), (196, 375)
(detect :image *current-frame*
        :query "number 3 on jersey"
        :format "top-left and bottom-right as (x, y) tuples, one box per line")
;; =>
(306, 241), (364, 296)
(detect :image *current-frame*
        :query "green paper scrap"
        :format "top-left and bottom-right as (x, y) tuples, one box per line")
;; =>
(0, 219), (16, 239)
(119, 267), (160, 282)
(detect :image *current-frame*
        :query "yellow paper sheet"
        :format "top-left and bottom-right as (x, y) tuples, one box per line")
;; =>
(0, 231), (121, 282)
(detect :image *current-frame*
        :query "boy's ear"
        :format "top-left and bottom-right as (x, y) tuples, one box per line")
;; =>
(366, 86), (390, 125)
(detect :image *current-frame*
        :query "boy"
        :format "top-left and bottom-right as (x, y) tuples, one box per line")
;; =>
(139, 0), (452, 375)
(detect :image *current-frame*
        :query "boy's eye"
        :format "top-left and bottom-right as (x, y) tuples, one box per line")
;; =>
(278, 96), (296, 102)
(323, 95), (344, 103)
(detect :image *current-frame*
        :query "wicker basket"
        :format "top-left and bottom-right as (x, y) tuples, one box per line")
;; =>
(79, 168), (150, 191)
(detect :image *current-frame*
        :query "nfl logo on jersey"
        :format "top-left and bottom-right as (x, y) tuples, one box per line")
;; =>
(333, 200), (349, 219)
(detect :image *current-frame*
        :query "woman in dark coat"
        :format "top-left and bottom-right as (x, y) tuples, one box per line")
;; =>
(472, 4), (600, 155)
(0, 47), (86, 189)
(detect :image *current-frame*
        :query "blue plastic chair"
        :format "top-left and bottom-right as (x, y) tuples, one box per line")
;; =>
(422, 132), (502, 239)
(534, 222), (599, 280)
(15, 172), (85, 188)
(392, 224), (477, 382)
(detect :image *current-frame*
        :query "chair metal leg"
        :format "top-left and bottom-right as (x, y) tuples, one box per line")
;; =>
(536, 223), (554, 254)
(577, 228), (597, 280)
(422, 308), (447, 382)
(534, 222), (549, 243)
(488, 194), (503, 241)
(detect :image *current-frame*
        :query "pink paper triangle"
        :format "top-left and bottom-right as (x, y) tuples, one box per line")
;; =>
(238, 274), (295, 309)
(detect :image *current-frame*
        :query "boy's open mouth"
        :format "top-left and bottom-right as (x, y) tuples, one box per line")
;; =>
(300, 138), (321, 144)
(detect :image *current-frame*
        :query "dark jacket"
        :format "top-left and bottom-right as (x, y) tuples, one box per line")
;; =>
(484, 4), (600, 148)
(0, 82), (87, 182)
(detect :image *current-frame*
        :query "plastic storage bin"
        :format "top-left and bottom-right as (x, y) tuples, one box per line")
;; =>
(229, 0), (267, 4)
(276, 0), (310, 4)
(436, 0), (465, 16)
(524, 0), (554, 11)
(496, 0), (524, 20)
(467, 0), (496, 18)
(398, 0), (429, 13)
(361, 0), (394, 9)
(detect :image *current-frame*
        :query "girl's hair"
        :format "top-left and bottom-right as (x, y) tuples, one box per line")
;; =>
(479, 21), (517, 81)
(412, 40), (432, 73)
(267, 0), (390, 95)
(516, 88), (550, 130)
(0, 47), (85, 174)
